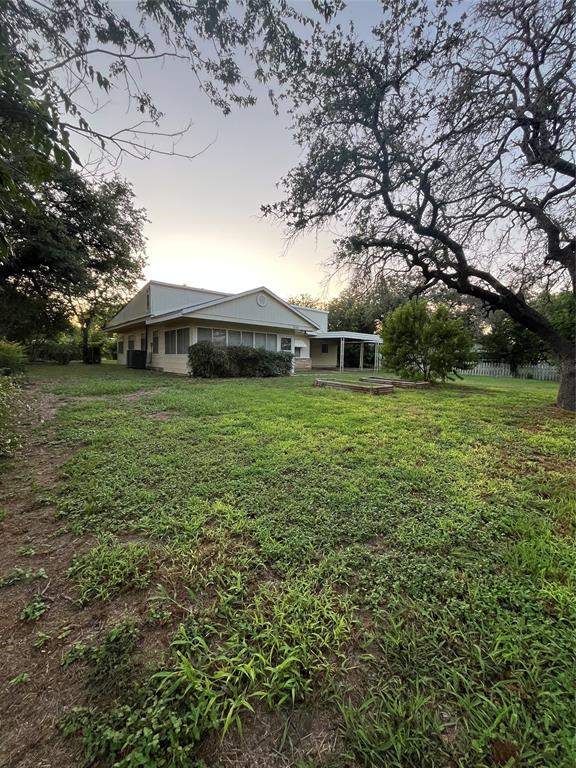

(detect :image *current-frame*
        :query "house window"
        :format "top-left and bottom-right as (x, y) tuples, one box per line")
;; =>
(294, 347), (302, 358)
(152, 331), (159, 354)
(255, 332), (267, 349)
(165, 330), (176, 354)
(265, 334), (277, 351)
(140, 333), (146, 351)
(241, 331), (254, 347)
(280, 337), (291, 352)
(213, 329), (226, 346)
(197, 327), (212, 342)
(117, 339), (124, 355)
(228, 330), (241, 346)
(127, 335), (135, 351)
(176, 327), (190, 354)
(321, 343), (329, 354)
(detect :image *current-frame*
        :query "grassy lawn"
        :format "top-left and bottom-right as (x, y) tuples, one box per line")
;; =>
(2, 364), (575, 767)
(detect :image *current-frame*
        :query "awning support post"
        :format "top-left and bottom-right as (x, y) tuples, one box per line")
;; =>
(374, 343), (378, 371)
(359, 342), (364, 371)
(340, 337), (345, 373)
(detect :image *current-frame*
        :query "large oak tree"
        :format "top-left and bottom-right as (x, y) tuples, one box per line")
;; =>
(267, 0), (576, 409)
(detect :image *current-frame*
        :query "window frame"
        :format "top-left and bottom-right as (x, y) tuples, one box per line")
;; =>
(165, 329), (177, 355)
(152, 331), (159, 354)
(127, 335), (135, 351)
(321, 343), (329, 354)
(117, 339), (124, 355)
(176, 327), (190, 354)
(280, 337), (292, 352)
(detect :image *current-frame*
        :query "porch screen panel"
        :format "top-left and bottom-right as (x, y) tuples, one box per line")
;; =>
(241, 332), (254, 347)
(176, 328), (190, 354)
(213, 329), (226, 346)
(228, 330), (241, 346)
(165, 330), (176, 354)
(265, 334), (277, 351)
(255, 333), (266, 349)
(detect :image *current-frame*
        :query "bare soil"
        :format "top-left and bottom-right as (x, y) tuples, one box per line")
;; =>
(0, 386), (161, 768)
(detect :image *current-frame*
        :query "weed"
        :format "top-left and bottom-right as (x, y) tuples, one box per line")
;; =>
(61, 642), (89, 668)
(9, 672), (30, 686)
(0, 567), (47, 588)
(34, 631), (53, 648)
(67, 538), (154, 604)
(17, 546), (36, 556)
(20, 595), (49, 621)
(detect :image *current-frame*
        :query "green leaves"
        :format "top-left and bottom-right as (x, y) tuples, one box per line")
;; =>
(382, 300), (475, 381)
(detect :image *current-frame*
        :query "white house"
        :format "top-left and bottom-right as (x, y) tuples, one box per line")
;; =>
(106, 281), (381, 374)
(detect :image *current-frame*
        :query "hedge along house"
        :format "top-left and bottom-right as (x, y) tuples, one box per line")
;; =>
(106, 281), (381, 374)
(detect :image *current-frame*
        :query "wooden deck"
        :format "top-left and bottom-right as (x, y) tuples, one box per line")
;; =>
(314, 379), (394, 395)
(360, 377), (431, 389)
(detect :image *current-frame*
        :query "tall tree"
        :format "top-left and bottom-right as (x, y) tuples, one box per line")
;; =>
(267, 0), (576, 409)
(0, 0), (336, 226)
(0, 168), (146, 359)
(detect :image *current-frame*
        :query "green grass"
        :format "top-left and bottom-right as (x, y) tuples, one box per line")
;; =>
(67, 537), (155, 604)
(28, 365), (576, 766)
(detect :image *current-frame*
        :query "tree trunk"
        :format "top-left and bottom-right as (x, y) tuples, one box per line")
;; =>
(557, 354), (576, 411)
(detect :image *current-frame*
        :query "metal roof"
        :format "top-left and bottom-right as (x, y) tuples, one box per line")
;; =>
(309, 331), (381, 343)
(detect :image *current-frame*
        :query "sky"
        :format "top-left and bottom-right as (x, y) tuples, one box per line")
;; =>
(83, 1), (382, 302)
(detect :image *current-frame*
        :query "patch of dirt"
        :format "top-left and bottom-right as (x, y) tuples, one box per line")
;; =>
(0, 385), (171, 768)
(123, 388), (166, 402)
(0, 388), (86, 768)
(201, 704), (343, 767)
(146, 411), (175, 421)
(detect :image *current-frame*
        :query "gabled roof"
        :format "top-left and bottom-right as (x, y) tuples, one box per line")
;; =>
(147, 286), (321, 330)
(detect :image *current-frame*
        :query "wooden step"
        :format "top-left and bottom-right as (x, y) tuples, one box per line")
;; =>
(314, 379), (394, 395)
(360, 377), (430, 389)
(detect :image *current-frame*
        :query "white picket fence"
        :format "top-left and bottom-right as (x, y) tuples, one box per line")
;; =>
(456, 361), (559, 381)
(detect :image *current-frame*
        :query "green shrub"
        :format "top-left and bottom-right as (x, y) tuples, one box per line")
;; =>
(382, 300), (475, 381)
(188, 342), (292, 378)
(26, 336), (81, 365)
(49, 340), (80, 365)
(187, 341), (231, 377)
(0, 338), (26, 373)
(226, 345), (293, 376)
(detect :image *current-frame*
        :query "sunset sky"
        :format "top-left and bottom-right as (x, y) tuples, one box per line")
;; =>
(90, 1), (383, 301)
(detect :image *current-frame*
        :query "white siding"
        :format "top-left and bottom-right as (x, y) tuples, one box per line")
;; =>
(108, 287), (149, 328)
(294, 334), (310, 357)
(150, 283), (227, 316)
(190, 292), (317, 331)
(290, 305), (328, 331)
(310, 339), (338, 368)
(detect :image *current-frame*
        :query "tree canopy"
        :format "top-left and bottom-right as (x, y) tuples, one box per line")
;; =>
(267, 0), (576, 408)
(0, 167), (146, 354)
